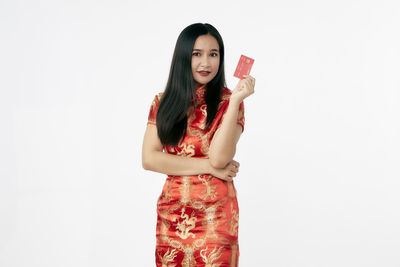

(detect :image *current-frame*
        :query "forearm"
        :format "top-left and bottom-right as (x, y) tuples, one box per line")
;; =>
(143, 150), (211, 176)
(209, 99), (241, 167)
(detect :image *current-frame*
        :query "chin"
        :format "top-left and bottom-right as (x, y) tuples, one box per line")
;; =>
(195, 78), (210, 85)
(195, 76), (216, 85)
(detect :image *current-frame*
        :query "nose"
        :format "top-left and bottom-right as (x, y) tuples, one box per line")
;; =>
(200, 54), (210, 67)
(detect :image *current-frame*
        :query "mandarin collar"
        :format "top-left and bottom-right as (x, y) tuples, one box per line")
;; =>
(194, 84), (206, 106)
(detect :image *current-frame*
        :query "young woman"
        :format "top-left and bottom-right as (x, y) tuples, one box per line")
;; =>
(142, 23), (255, 267)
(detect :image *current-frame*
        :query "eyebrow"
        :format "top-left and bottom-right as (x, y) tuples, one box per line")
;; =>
(192, 49), (219, 52)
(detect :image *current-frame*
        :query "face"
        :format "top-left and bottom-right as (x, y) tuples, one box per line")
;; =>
(191, 34), (220, 86)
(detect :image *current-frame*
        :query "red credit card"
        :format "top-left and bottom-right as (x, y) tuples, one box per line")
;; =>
(234, 54), (254, 79)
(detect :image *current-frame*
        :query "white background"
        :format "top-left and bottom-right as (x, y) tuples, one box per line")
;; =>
(1, 0), (399, 266)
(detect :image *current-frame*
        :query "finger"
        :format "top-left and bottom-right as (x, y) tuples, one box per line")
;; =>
(231, 166), (238, 173)
(243, 75), (252, 83)
(231, 163), (240, 170)
(249, 78), (255, 86)
(231, 163), (239, 170)
(231, 160), (240, 167)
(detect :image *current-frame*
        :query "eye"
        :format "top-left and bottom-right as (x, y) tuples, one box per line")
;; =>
(210, 52), (218, 57)
(192, 52), (200, 56)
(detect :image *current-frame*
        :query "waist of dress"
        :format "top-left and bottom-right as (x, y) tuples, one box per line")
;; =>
(165, 174), (233, 187)
(166, 173), (213, 179)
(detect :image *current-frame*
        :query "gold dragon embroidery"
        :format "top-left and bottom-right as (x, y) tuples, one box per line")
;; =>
(204, 206), (218, 240)
(198, 175), (217, 200)
(200, 104), (207, 116)
(200, 246), (224, 267)
(160, 219), (170, 242)
(175, 207), (197, 240)
(227, 202), (239, 236)
(158, 248), (178, 267)
(177, 143), (195, 157)
(179, 176), (191, 204)
(182, 246), (196, 267)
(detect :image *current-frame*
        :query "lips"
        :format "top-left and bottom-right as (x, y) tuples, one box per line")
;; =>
(198, 71), (211, 76)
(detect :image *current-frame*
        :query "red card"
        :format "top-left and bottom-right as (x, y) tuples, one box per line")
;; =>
(234, 54), (254, 79)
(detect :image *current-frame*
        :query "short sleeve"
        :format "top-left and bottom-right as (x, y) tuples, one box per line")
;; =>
(216, 100), (245, 132)
(147, 93), (162, 126)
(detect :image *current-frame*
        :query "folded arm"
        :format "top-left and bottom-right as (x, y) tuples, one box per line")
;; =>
(142, 124), (212, 175)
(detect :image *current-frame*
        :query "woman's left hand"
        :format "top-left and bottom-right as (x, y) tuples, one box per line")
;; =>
(230, 74), (256, 103)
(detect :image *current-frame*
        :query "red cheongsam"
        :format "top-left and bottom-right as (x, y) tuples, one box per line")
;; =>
(147, 84), (245, 267)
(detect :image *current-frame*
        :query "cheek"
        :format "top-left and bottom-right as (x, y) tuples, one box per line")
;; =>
(213, 59), (220, 71)
(191, 58), (197, 72)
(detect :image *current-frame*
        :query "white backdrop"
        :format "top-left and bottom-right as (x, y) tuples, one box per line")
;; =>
(1, 0), (399, 266)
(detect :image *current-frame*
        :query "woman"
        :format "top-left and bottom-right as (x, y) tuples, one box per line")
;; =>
(142, 23), (255, 266)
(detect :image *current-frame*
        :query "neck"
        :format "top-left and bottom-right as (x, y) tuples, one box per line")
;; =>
(195, 82), (206, 88)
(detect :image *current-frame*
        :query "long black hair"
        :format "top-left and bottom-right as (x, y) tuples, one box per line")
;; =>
(156, 23), (226, 146)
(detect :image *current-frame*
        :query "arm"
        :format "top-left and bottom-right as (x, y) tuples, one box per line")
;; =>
(142, 124), (212, 176)
(208, 98), (243, 169)
(208, 74), (255, 169)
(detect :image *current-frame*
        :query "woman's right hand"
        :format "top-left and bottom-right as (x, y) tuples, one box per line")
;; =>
(209, 160), (240, 182)
(230, 74), (256, 103)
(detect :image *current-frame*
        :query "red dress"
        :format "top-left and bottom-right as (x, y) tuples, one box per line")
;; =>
(147, 84), (245, 267)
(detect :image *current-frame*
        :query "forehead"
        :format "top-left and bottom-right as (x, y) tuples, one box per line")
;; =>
(193, 34), (219, 50)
